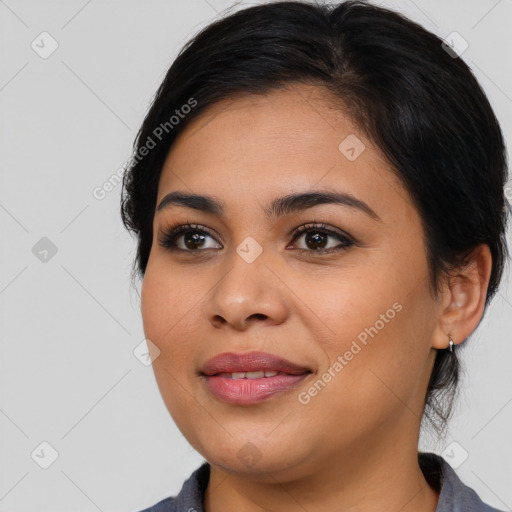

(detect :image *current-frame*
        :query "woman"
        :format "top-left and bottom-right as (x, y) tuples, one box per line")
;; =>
(120, 1), (510, 511)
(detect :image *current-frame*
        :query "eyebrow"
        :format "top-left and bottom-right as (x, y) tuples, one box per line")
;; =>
(156, 189), (382, 222)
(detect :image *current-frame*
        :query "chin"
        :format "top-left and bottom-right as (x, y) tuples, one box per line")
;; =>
(188, 429), (317, 481)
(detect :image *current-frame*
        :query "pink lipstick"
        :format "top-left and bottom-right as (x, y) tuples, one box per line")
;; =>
(201, 351), (311, 405)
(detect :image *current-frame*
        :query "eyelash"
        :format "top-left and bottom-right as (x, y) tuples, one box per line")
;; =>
(157, 221), (355, 256)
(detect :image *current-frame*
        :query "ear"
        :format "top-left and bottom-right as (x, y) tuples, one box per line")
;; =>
(431, 244), (493, 350)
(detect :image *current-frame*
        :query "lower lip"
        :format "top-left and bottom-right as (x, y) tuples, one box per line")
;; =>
(203, 374), (309, 405)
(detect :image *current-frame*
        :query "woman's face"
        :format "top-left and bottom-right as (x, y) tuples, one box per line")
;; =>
(141, 85), (441, 480)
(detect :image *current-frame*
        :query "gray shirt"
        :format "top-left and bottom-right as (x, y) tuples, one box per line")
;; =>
(138, 452), (506, 512)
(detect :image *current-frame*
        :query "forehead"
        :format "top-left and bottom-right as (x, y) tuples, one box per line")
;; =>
(168, 85), (360, 158)
(157, 84), (408, 221)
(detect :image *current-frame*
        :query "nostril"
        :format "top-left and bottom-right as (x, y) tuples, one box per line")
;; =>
(212, 315), (227, 326)
(249, 313), (268, 321)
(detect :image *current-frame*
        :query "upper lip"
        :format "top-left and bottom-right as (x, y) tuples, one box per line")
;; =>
(201, 351), (311, 376)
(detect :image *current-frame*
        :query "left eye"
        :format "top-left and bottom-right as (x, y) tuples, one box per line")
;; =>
(288, 224), (354, 253)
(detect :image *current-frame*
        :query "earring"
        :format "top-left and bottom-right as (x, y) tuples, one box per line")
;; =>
(448, 335), (454, 353)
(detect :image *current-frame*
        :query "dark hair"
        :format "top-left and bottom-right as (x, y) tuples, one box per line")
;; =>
(120, 0), (510, 438)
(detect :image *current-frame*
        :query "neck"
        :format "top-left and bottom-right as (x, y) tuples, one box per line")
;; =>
(204, 438), (440, 512)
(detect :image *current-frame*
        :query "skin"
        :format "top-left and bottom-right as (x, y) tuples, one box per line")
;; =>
(140, 84), (492, 512)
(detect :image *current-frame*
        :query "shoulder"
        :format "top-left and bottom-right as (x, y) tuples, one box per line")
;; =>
(419, 452), (506, 512)
(137, 496), (175, 512)
(136, 462), (210, 512)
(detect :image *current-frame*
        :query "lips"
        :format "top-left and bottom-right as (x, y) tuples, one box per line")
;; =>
(202, 351), (310, 376)
(201, 351), (311, 405)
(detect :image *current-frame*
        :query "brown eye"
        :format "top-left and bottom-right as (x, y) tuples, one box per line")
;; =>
(302, 231), (329, 250)
(289, 223), (355, 254)
(158, 224), (222, 252)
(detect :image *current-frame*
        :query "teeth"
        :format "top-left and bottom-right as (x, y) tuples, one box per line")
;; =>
(221, 370), (280, 379)
(246, 371), (265, 379)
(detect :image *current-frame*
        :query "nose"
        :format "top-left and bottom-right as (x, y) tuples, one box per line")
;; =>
(204, 248), (289, 331)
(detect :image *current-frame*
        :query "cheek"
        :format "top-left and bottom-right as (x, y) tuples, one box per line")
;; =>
(290, 262), (399, 352)
(141, 267), (204, 428)
(141, 262), (196, 342)
(305, 254), (432, 403)
(313, 282), (434, 432)
(141, 270), (168, 345)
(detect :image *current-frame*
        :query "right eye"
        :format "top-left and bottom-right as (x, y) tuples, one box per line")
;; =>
(158, 223), (223, 252)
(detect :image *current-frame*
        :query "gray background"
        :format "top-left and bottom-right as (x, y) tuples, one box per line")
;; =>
(0, 1), (511, 511)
